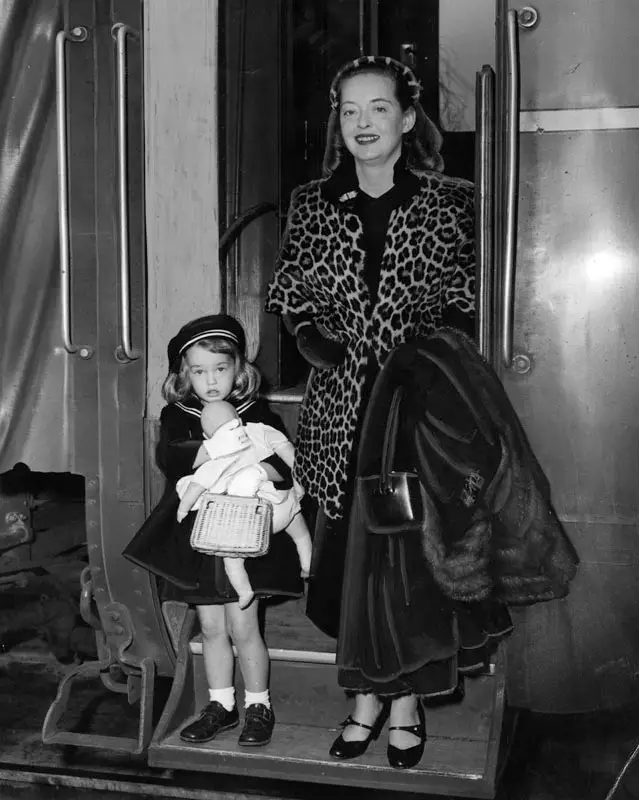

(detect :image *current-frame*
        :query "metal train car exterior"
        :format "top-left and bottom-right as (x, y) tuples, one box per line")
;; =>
(1, 0), (638, 796)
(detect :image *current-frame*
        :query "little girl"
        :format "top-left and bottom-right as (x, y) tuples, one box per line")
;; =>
(175, 399), (312, 609)
(123, 314), (306, 747)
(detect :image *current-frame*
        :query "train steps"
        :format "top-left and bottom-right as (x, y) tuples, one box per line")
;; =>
(148, 599), (513, 798)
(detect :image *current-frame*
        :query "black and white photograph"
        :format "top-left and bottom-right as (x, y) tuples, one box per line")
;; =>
(0, 2), (637, 799)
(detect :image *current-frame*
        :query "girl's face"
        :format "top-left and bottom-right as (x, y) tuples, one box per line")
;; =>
(184, 344), (237, 404)
(339, 72), (415, 168)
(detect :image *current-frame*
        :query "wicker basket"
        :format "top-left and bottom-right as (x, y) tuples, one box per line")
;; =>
(190, 493), (272, 558)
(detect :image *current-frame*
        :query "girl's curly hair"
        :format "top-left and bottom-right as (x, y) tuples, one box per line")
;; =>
(162, 337), (261, 405)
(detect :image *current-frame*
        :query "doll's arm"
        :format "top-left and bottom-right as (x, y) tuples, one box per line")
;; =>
(176, 480), (206, 522)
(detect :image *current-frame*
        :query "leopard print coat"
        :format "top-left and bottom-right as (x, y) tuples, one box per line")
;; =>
(266, 170), (475, 520)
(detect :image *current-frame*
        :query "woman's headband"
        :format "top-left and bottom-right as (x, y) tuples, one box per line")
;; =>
(329, 55), (422, 111)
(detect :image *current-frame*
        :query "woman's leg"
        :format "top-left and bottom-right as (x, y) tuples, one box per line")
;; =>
(388, 693), (422, 749)
(341, 692), (385, 742)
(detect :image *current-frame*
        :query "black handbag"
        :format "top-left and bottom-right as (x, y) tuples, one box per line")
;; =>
(357, 387), (426, 534)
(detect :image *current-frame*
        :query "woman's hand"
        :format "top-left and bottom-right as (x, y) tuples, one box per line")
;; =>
(296, 324), (346, 370)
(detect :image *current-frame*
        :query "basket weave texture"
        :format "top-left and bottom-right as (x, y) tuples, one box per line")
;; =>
(190, 493), (272, 557)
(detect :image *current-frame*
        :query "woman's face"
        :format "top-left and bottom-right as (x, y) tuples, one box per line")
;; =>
(339, 72), (415, 167)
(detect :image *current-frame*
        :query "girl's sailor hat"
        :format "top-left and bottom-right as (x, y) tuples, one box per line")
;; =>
(167, 314), (247, 368)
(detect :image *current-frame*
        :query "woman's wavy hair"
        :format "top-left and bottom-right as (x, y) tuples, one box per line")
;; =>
(162, 337), (261, 405)
(323, 55), (444, 177)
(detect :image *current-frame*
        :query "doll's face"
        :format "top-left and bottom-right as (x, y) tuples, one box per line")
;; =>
(184, 344), (237, 404)
(339, 72), (415, 169)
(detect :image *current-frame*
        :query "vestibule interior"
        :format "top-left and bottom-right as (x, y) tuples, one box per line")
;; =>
(218, 0), (494, 392)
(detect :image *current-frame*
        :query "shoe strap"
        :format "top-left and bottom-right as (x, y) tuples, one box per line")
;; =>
(388, 722), (423, 736)
(340, 715), (373, 732)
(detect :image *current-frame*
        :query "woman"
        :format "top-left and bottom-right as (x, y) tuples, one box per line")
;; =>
(266, 56), (512, 769)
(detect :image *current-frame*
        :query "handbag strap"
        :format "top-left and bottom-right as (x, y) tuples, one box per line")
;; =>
(378, 387), (403, 493)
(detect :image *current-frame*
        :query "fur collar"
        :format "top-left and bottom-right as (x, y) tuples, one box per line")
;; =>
(320, 151), (421, 209)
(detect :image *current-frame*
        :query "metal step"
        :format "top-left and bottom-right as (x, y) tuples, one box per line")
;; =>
(148, 607), (508, 798)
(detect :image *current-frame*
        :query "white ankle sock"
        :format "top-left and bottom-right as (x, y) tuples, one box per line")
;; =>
(244, 689), (270, 709)
(208, 686), (235, 711)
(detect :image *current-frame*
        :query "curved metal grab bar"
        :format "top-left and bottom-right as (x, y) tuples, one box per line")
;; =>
(475, 65), (495, 362)
(55, 28), (92, 358)
(218, 202), (278, 257)
(113, 23), (141, 361)
(501, 9), (520, 368)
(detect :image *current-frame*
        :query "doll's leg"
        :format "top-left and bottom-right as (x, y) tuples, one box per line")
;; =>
(223, 557), (255, 610)
(284, 513), (313, 578)
(180, 604), (238, 742)
(176, 481), (206, 522)
(226, 600), (274, 746)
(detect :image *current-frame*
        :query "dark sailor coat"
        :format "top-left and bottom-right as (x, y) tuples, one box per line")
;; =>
(123, 396), (304, 603)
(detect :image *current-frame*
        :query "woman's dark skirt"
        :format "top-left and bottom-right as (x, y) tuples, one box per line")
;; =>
(304, 351), (512, 700)
(307, 498), (513, 700)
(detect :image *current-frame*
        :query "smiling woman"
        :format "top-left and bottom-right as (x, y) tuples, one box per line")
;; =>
(265, 55), (504, 770)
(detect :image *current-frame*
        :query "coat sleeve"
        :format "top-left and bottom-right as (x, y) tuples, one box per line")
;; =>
(156, 405), (202, 483)
(265, 184), (324, 320)
(442, 184), (476, 336)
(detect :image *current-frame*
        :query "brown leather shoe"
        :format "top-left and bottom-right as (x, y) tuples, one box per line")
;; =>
(238, 703), (275, 746)
(179, 701), (239, 743)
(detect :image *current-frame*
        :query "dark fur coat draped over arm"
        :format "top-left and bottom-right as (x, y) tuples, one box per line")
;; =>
(358, 328), (579, 607)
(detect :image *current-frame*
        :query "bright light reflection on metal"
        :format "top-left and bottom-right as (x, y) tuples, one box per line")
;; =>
(584, 250), (627, 282)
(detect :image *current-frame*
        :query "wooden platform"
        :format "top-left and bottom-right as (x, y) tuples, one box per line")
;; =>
(149, 601), (509, 798)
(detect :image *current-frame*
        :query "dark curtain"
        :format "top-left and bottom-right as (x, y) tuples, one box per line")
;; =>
(0, 0), (74, 473)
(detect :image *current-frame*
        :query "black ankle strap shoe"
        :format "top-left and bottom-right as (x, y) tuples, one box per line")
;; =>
(387, 702), (427, 770)
(329, 702), (391, 760)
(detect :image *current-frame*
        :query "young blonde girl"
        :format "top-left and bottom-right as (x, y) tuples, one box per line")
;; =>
(123, 314), (306, 746)
(175, 399), (312, 609)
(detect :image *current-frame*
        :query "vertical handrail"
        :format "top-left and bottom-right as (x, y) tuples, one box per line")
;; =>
(55, 28), (92, 358)
(475, 65), (495, 361)
(501, 9), (520, 368)
(113, 23), (141, 361)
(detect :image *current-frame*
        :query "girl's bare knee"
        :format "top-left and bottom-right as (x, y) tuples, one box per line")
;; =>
(225, 604), (260, 647)
(197, 605), (227, 642)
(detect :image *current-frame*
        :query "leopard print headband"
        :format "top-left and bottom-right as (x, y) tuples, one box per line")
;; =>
(329, 55), (422, 110)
